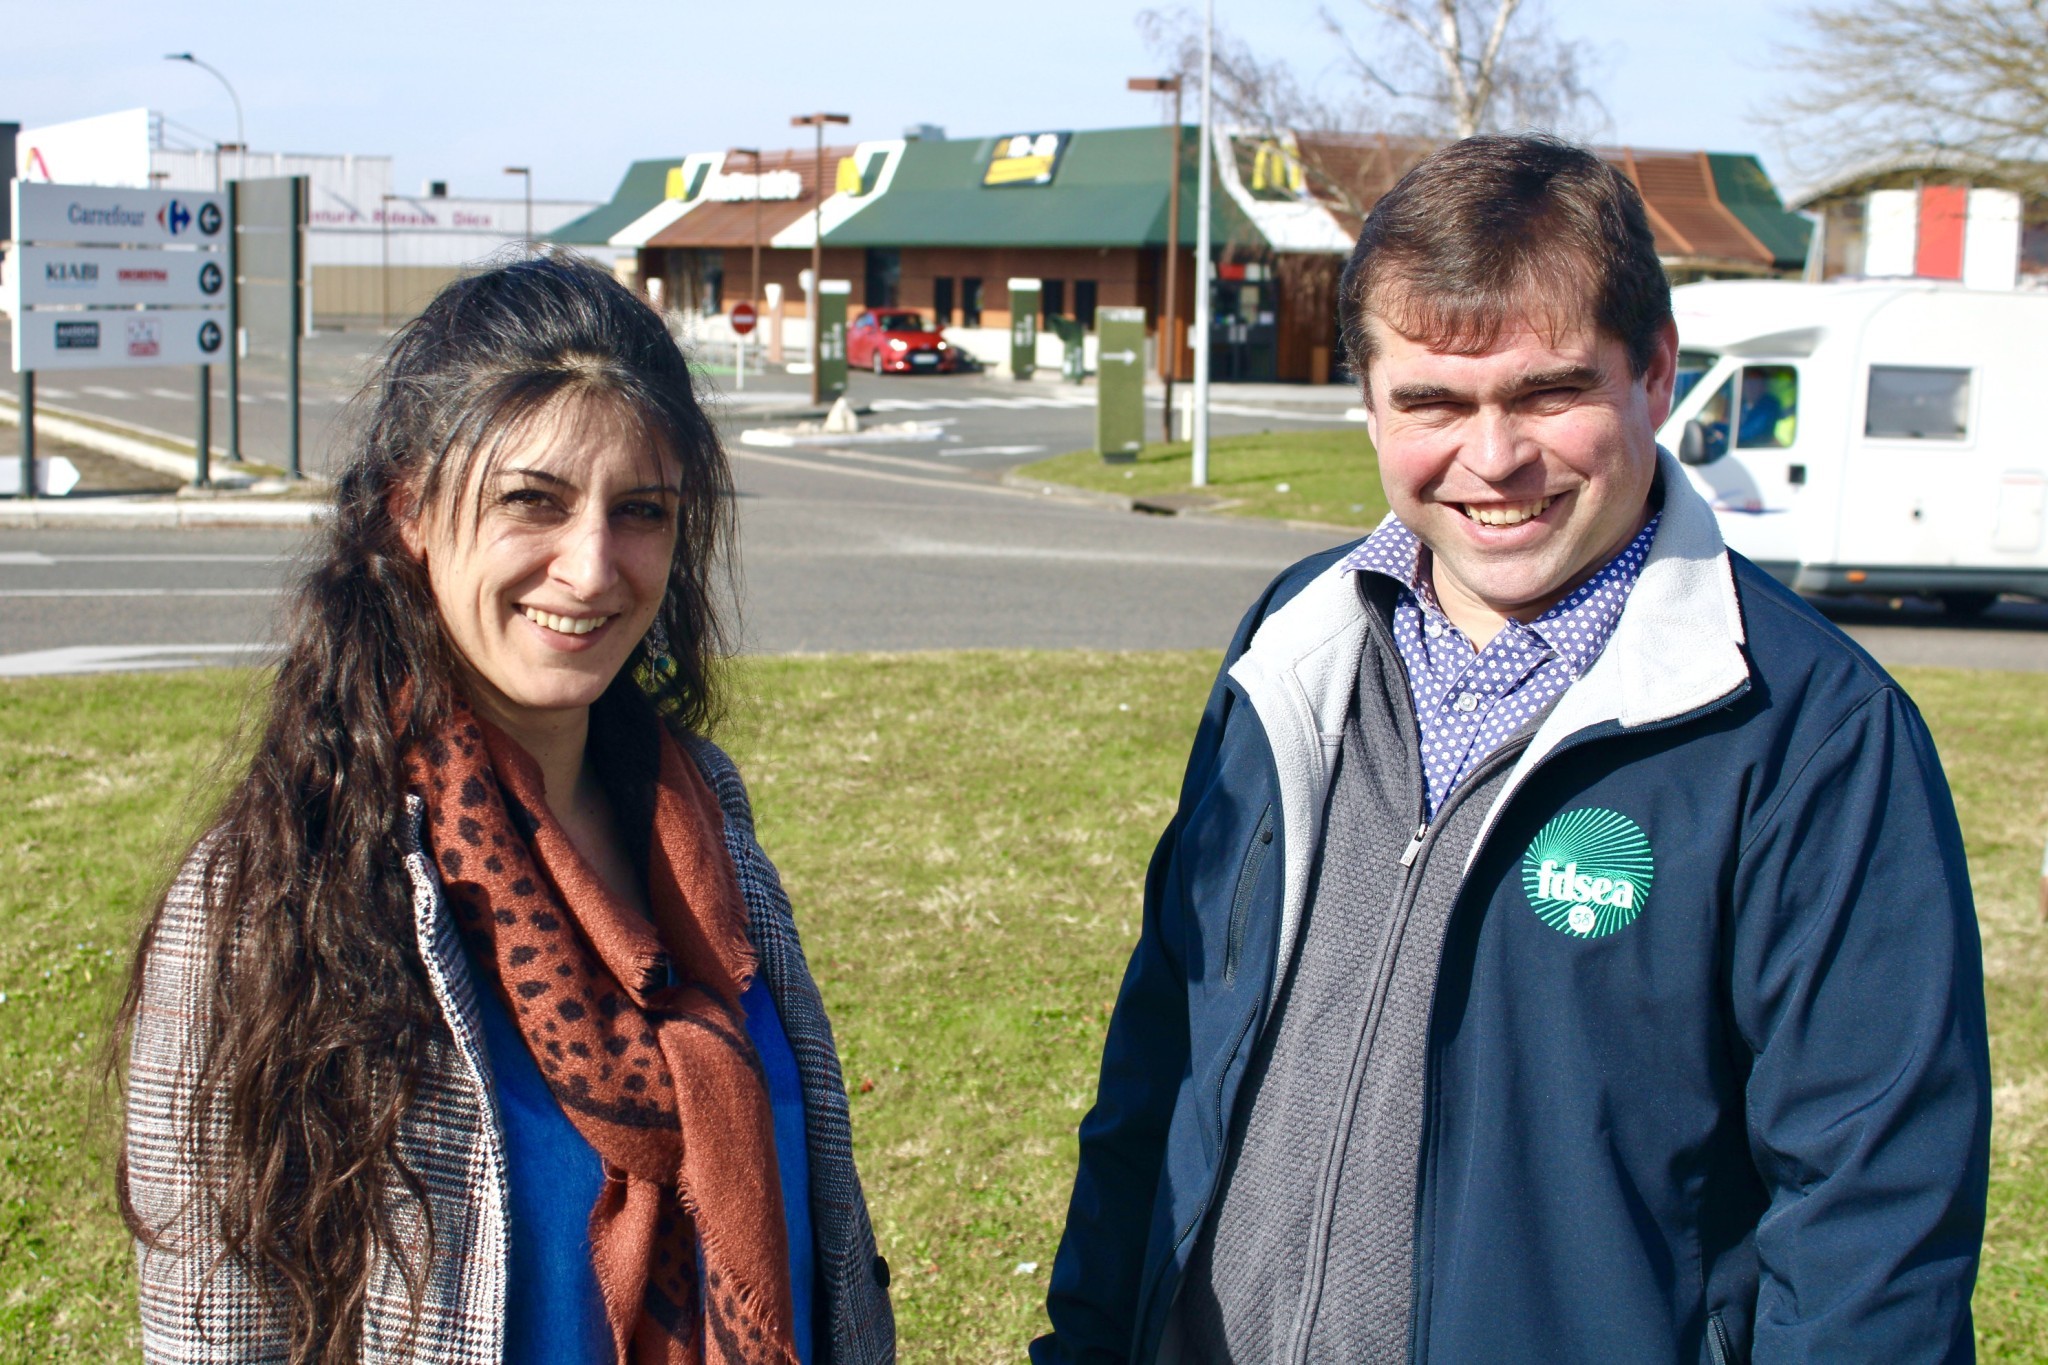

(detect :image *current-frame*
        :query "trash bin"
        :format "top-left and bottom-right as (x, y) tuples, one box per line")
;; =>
(1051, 317), (1087, 384)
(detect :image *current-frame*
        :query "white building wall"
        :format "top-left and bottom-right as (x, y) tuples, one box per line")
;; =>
(1963, 188), (2023, 292)
(1863, 189), (1919, 276)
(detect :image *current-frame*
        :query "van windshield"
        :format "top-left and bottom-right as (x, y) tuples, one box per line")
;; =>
(1674, 350), (1719, 407)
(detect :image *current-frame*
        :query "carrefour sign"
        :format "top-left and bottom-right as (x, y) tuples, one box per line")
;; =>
(14, 182), (226, 247)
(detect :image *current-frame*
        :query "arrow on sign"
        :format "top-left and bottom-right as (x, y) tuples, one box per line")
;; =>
(0, 457), (81, 497)
(1100, 350), (1139, 365)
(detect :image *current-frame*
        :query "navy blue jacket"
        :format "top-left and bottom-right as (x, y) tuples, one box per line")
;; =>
(1034, 464), (1990, 1364)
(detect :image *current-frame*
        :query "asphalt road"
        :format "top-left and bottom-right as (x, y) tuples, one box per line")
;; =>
(4, 443), (2047, 676)
(0, 449), (1348, 674)
(5, 328), (1363, 480)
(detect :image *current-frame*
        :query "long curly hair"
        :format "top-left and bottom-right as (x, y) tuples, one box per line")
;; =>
(114, 251), (734, 1362)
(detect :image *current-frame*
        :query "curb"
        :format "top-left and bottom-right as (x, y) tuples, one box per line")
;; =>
(0, 497), (328, 529)
(997, 472), (1142, 512)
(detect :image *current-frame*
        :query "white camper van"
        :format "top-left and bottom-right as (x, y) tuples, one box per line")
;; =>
(1661, 279), (2048, 614)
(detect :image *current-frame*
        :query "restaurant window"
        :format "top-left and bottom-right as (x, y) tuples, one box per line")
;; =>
(1042, 279), (1066, 323)
(933, 276), (956, 327)
(864, 248), (901, 309)
(962, 277), (984, 327)
(1075, 280), (1098, 328)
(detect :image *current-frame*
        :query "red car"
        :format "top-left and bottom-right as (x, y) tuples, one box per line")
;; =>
(847, 309), (958, 375)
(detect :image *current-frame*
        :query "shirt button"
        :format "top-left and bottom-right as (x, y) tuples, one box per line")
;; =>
(1424, 620), (1444, 638)
(1454, 693), (1480, 713)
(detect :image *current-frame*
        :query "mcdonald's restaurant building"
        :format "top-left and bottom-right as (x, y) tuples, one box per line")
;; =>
(556, 128), (1811, 383)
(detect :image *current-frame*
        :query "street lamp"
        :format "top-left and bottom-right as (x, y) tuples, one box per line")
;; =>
(731, 147), (763, 311)
(380, 193), (399, 328)
(791, 112), (850, 406)
(1129, 76), (1184, 445)
(164, 53), (245, 156)
(504, 166), (532, 248)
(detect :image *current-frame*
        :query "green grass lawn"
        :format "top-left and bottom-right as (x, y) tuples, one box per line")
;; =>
(1017, 427), (1388, 531)
(2, 657), (2044, 1361)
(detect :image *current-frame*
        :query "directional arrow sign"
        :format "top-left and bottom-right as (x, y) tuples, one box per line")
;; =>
(0, 456), (82, 497)
(1096, 306), (1148, 461)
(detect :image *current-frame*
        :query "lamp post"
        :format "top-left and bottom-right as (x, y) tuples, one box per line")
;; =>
(733, 147), (764, 389)
(791, 113), (850, 406)
(1129, 76), (1184, 444)
(164, 53), (244, 156)
(504, 166), (532, 248)
(1191, 0), (1216, 486)
(380, 193), (399, 328)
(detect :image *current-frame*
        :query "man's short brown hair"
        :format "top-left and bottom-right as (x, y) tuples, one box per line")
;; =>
(1340, 134), (1671, 393)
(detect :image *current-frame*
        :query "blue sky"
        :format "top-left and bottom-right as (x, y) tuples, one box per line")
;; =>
(5, 0), (1812, 206)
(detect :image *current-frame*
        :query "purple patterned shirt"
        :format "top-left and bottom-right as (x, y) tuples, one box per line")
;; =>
(1337, 513), (1661, 818)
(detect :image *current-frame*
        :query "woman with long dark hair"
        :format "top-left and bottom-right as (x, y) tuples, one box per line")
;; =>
(117, 253), (893, 1365)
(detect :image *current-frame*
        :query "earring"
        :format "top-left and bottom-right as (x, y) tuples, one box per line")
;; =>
(634, 617), (683, 716)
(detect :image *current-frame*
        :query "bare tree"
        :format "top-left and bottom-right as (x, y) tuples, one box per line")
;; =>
(1137, 1), (1602, 218)
(1330, 0), (1603, 140)
(1773, 0), (2048, 193)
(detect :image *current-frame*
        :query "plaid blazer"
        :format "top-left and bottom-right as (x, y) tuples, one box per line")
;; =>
(127, 737), (896, 1364)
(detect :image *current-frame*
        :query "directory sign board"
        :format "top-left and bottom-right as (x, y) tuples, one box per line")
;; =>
(16, 245), (226, 308)
(1008, 278), (1040, 380)
(9, 180), (227, 374)
(13, 182), (224, 247)
(1095, 306), (1147, 460)
(815, 279), (850, 402)
(235, 176), (306, 351)
(13, 307), (226, 370)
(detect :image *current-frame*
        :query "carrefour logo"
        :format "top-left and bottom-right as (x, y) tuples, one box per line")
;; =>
(1520, 807), (1654, 938)
(158, 200), (193, 235)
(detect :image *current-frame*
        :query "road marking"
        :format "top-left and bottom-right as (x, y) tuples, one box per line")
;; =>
(0, 588), (277, 598)
(0, 643), (265, 677)
(890, 536), (1287, 569)
(732, 445), (1047, 502)
(943, 445), (1046, 457)
(868, 396), (1089, 413)
(81, 385), (134, 400)
(38, 386), (76, 399)
(0, 553), (283, 565)
(147, 387), (193, 401)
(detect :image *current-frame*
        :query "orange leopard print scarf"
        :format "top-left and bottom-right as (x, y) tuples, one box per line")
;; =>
(405, 698), (797, 1365)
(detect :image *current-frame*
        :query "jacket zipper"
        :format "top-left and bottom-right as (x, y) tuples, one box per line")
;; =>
(1707, 1312), (1733, 1365)
(1283, 675), (1532, 1364)
(1223, 805), (1275, 986)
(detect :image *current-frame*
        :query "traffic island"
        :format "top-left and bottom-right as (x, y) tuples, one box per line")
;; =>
(1015, 428), (1388, 531)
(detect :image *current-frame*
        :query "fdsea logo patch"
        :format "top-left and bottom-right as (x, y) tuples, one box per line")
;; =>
(1521, 807), (1654, 938)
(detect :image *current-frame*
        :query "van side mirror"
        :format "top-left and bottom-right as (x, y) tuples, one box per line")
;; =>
(1678, 420), (1710, 465)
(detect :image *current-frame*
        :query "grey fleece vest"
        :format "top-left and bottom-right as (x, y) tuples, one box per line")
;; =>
(1174, 596), (1534, 1365)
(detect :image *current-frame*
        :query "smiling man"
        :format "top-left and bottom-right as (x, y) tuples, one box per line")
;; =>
(1033, 136), (1989, 1364)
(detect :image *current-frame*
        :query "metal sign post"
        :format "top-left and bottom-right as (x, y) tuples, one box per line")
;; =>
(236, 176), (309, 478)
(1096, 306), (1147, 461)
(225, 180), (241, 462)
(16, 371), (32, 498)
(815, 280), (850, 403)
(9, 181), (228, 496)
(1008, 278), (1041, 380)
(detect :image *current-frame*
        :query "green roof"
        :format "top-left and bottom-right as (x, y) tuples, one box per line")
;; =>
(1707, 154), (1812, 270)
(825, 126), (1245, 249)
(548, 158), (679, 246)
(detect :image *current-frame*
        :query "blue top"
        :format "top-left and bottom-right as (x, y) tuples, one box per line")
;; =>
(468, 956), (816, 1365)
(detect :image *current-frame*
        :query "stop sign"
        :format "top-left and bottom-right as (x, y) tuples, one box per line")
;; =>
(730, 302), (759, 335)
